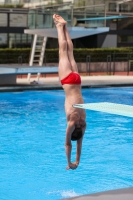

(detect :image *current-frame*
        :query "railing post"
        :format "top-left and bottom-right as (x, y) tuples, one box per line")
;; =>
(86, 55), (91, 76)
(107, 55), (111, 75)
(113, 52), (115, 75)
(127, 53), (130, 76)
(18, 56), (22, 65)
(71, 1), (74, 27)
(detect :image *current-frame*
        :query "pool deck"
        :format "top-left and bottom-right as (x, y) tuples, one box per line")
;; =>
(0, 75), (133, 91)
(63, 187), (133, 200)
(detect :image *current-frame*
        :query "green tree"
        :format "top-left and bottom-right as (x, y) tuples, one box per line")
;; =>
(74, 0), (86, 7)
(55, 0), (63, 4)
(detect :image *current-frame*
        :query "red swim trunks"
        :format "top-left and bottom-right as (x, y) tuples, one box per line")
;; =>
(61, 72), (81, 85)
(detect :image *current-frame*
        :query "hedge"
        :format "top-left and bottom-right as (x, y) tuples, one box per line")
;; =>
(0, 4), (24, 8)
(0, 49), (30, 64)
(0, 47), (133, 64)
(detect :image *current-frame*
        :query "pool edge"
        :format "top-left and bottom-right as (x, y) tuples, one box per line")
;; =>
(63, 187), (133, 200)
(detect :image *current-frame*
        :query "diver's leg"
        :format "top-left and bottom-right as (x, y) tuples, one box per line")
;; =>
(64, 25), (78, 73)
(53, 16), (72, 80)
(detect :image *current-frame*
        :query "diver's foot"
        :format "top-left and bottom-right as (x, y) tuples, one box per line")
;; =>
(53, 14), (67, 26)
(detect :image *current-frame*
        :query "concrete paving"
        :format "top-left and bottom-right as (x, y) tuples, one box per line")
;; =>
(16, 75), (133, 88)
(0, 75), (133, 92)
(63, 187), (133, 200)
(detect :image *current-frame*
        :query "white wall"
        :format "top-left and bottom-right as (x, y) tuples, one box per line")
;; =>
(102, 34), (117, 48)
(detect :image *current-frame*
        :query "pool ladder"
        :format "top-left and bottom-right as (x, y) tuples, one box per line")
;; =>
(28, 35), (47, 82)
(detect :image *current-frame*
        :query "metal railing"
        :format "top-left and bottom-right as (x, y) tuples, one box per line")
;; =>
(86, 52), (133, 75)
(107, 55), (111, 75)
(0, 51), (133, 76)
(112, 52), (131, 75)
(86, 55), (91, 75)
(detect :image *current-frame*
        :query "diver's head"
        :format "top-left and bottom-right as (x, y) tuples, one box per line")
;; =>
(71, 128), (82, 141)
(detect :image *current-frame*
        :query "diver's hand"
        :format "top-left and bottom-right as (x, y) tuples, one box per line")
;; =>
(66, 162), (78, 170)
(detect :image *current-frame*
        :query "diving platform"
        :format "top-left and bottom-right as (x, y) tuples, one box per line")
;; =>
(24, 27), (109, 67)
(0, 66), (58, 75)
(24, 27), (109, 39)
(0, 66), (58, 85)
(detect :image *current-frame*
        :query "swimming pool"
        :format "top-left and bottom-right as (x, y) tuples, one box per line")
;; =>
(0, 87), (133, 200)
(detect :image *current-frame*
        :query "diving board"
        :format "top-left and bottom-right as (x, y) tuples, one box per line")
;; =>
(73, 102), (133, 118)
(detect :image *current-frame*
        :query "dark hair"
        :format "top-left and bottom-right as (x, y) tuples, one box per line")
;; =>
(71, 128), (82, 141)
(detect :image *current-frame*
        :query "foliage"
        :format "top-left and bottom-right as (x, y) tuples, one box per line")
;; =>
(74, 0), (86, 7)
(46, 0), (63, 6)
(0, 4), (24, 8)
(0, 47), (133, 64)
(0, 48), (30, 64)
(55, 0), (63, 4)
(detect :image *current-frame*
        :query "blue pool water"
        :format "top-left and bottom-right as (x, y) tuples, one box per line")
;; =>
(0, 87), (133, 200)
